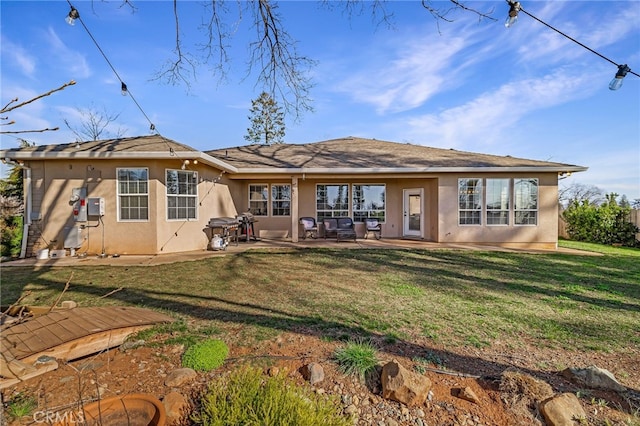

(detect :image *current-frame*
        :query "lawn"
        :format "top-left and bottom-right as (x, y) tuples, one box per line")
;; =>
(1, 242), (639, 354)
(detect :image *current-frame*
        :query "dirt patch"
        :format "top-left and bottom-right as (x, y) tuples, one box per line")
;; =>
(2, 332), (639, 425)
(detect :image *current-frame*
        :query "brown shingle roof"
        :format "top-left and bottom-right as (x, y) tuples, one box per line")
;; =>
(4, 135), (195, 155)
(206, 137), (585, 171)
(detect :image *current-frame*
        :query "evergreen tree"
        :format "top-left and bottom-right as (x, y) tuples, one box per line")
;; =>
(245, 92), (285, 145)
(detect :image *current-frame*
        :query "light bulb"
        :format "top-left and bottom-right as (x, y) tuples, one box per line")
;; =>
(505, 1), (520, 28)
(66, 7), (79, 26)
(121, 82), (128, 96)
(609, 64), (630, 91)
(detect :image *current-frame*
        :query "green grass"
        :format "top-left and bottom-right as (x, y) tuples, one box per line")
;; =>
(193, 366), (350, 426)
(5, 392), (37, 420)
(333, 340), (379, 381)
(2, 244), (639, 354)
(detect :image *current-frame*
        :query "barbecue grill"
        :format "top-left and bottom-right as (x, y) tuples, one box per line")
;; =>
(237, 212), (259, 242)
(207, 217), (240, 249)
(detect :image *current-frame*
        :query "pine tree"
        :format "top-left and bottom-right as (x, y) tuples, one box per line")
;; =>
(245, 92), (285, 145)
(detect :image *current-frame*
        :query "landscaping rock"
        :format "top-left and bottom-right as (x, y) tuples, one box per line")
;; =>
(163, 391), (189, 425)
(164, 368), (197, 387)
(540, 393), (587, 426)
(300, 362), (325, 384)
(454, 386), (481, 404)
(381, 359), (432, 407)
(561, 366), (626, 392)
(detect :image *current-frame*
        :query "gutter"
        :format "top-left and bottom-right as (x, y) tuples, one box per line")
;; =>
(20, 165), (32, 259)
(230, 165), (590, 175)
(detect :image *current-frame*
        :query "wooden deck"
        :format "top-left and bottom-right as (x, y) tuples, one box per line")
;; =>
(1, 307), (174, 387)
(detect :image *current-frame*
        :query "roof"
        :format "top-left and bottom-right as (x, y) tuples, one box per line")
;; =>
(206, 137), (587, 173)
(0, 135), (238, 173)
(1, 135), (587, 175)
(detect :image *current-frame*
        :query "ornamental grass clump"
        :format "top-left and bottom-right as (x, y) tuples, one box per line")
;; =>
(182, 339), (229, 372)
(193, 366), (350, 426)
(334, 339), (379, 382)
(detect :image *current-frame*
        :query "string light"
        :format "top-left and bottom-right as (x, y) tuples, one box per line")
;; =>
(504, 0), (638, 90)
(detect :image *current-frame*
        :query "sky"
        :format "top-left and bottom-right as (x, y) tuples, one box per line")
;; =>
(1, 1), (639, 201)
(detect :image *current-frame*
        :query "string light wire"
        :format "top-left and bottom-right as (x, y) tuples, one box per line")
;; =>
(65, 2), (162, 134)
(507, 1), (639, 79)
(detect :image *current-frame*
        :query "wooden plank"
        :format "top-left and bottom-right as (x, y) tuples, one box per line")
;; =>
(20, 325), (154, 364)
(0, 360), (59, 390)
(1, 307), (174, 363)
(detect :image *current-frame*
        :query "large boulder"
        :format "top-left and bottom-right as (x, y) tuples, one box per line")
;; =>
(540, 393), (587, 426)
(381, 359), (432, 406)
(561, 366), (626, 392)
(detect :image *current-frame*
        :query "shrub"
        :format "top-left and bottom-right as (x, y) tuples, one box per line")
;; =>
(563, 194), (639, 247)
(182, 339), (229, 372)
(333, 339), (378, 382)
(193, 366), (350, 426)
(6, 392), (37, 420)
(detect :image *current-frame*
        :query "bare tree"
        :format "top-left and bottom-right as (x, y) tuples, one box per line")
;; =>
(63, 105), (127, 142)
(146, 0), (496, 120)
(559, 182), (606, 208)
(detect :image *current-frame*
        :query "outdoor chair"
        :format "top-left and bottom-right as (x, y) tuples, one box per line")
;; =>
(299, 217), (318, 239)
(364, 218), (382, 240)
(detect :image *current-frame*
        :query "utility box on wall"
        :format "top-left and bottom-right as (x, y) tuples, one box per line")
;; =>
(87, 197), (105, 217)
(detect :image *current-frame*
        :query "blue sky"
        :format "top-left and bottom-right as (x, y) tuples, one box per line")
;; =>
(1, 1), (639, 201)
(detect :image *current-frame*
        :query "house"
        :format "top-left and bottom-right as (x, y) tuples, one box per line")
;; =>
(0, 135), (587, 257)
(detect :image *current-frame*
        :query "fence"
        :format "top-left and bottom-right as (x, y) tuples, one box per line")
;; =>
(559, 208), (640, 240)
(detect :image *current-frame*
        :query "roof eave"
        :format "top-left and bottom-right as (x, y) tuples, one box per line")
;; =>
(234, 166), (589, 174)
(0, 150), (238, 174)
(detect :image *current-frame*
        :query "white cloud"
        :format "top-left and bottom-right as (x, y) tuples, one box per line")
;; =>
(402, 67), (597, 148)
(45, 27), (92, 79)
(0, 36), (37, 77)
(333, 30), (468, 114)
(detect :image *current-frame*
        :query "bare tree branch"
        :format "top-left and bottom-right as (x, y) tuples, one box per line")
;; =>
(0, 81), (76, 114)
(63, 105), (127, 142)
(0, 127), (59, 135)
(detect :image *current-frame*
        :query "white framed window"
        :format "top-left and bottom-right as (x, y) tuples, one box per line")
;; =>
(486, 179), (510, 225)
(271, 184), (291, 216)
(166, 169), (198, 220)
(117, 168), (149, 221)
(458, 178), (482, 225)
(249, 184), (268, 216)
(514, 178), (538, 225)
(352, 184), (385, 222)
(316, 184), (349, 221)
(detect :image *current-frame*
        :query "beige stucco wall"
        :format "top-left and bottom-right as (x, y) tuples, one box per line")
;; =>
(27, 159), (237, 255)
(437, 173), (559, 249)
(230, 172), (558, 249)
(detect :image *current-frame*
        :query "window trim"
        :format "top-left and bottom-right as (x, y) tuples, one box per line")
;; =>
(458, 178), (483, 226)
(165, 169), (199, 221)
(116, 167), (149, 222)
(248, 183), (269, 216)
(271, 184), (292, 217)
(485, 178), (510, 226)
(352, 183), (386, 223)
(316, 183), (350, 221)
(514, 178), (539, 226)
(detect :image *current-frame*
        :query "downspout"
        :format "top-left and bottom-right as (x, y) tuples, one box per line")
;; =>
(20, 165), (32, 259)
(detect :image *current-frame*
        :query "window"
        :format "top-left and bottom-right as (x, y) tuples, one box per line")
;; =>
(271, 184), (291, 216)
(486, 179), (510, 225)
(316, 184), (349, 221)
(117, 168), (149, 221)
(458, 179), (482, 225)
(514, 178), (538, 225)
(352, 184), (385, 222)
(166, 169), (198, 220)
(249, 184), (268, 216)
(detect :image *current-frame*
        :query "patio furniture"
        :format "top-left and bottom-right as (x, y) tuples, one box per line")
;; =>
(299, 217), (318, 239)
(322, 217), (357, 242)
(364, 218), (382, 240)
